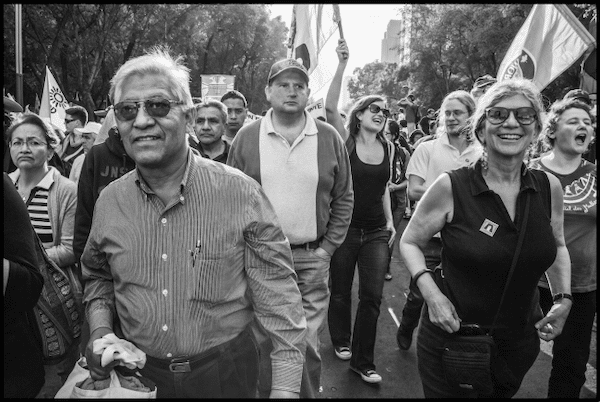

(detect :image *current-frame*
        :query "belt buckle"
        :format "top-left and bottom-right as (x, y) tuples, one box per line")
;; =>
(169, 359), (191, 373)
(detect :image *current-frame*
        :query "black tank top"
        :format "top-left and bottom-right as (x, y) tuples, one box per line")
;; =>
(349, 142), (390, 230)
(440, 161), (556, 339)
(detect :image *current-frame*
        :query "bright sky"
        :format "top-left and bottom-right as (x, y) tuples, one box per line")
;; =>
(269, 4), (402, 74)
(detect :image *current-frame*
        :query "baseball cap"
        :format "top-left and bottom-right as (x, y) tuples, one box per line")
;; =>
(473, 74), (497, 89)
(4, 96), (23, 113)
(563, 89), (591, 105)
(74, 121), (102, 136)
(267, 59), (309, 84)
(94, 108), (108, 118)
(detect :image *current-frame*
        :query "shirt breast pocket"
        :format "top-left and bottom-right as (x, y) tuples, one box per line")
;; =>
(186, 245), (241, 303)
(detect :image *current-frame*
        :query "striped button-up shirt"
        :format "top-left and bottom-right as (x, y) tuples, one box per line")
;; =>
(82, 149), (306, 392)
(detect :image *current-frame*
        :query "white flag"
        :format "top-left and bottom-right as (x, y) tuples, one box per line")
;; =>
(39, 66), (69, 131)
(289, 4), (342, 100)
(497, 4), (596, 90)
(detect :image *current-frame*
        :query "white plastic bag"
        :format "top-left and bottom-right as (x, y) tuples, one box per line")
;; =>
(54, 356), (156, 399)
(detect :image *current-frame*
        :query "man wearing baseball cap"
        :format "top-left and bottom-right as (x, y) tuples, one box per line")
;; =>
(470, 74), (497, 105)
(228, 58), (353, 398)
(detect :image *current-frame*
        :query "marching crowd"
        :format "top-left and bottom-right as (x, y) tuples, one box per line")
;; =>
(3, 37), (596, 399)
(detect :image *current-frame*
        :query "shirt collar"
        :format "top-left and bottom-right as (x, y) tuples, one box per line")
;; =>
(470, 160), (540, 196)
(134, 148), (195, 198)
(13, 167), (55, 190)
(263, 109), (318, 137)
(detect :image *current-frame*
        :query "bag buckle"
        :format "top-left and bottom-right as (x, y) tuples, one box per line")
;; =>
(169, 360), (191, 373)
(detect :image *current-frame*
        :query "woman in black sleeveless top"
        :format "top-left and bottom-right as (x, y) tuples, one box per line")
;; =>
(327, 95), (396, 384)
(399, 79), (572, 398)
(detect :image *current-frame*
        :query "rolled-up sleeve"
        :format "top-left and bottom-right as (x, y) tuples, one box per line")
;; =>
(243, 184), (307, 393)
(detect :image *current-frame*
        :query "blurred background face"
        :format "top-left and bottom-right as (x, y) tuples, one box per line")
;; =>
(443, 99), (469, 136)
(81, 132), (97, 153)
(10, 123), (51, 171)
(64, 113), (84, 145)
(222, 98), (247, 135)
(194, 106), (226, 146)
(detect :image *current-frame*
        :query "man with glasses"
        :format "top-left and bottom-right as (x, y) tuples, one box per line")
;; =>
(80, 48), (307, 399)
(227, 58), (353, 398)
(220, 90), (248, 145)
(397, 90), (482, 351)
(58, 105), (88, 177)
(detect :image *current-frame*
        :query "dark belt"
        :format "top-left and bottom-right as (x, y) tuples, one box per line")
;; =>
(145, 328), (250, 373)
(290, 238), (321, 250)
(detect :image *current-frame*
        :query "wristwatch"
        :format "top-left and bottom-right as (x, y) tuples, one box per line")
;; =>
(552, 293), (574, 303)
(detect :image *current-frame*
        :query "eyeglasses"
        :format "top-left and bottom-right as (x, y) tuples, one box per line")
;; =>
(9, 139), (48, 148)
(114, 98), (184, 121)
(485, 107), (537, 125)
(368, 104), (391, 118)
(64, 118), (76, 124)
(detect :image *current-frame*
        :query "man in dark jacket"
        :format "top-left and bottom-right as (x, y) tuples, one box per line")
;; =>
(73, 127), (135, 262)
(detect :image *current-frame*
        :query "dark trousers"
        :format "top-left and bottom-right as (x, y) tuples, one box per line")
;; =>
(328, 226), (390, 371)
(417, 311), (540, 398)
(140, 328), (258, 398)
(539, 287), (596, 398)
(399, 237), (442, 331)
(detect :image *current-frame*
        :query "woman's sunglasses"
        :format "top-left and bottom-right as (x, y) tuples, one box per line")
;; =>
(485, 107), (537, 125)
(368, 104), (391, 118)
(114, 98), (184, 121)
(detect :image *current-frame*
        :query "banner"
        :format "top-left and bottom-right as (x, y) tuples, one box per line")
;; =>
(200, 75), (235, 102)
(306, 98), (326, 121)
(245, 111), (262, 123)
(289, 4), (342, 100)
(497, 4), (596, 91)
(39, 66), (69, 131)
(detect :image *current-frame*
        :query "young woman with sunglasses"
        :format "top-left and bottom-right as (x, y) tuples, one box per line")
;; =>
(400, 79), (572, 397)
(529, 98), (596, 398)
(325, 38), (397, 385)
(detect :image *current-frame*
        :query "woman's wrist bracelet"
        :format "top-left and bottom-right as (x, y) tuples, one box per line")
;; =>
(412, 268), (434, 284)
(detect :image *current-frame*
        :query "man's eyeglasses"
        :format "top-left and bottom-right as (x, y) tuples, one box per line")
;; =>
(485, 107), (537, 125)
(368, 104), (391, 118)
(9, 139), (48, 148)
(114, 98), (184, 121)
(64, 118), (76, 124)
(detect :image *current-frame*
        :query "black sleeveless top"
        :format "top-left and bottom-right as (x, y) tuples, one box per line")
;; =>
(440, 161), (556, 339)
(349, 142), (390, 230)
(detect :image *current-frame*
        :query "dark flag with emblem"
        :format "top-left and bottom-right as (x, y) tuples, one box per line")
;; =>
(39, 66), (69, 131)
(497, 4), (595, 91)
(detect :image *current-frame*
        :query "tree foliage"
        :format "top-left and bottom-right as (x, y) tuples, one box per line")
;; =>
(3, 4), (288, 115)
(348, 3), (596, 112)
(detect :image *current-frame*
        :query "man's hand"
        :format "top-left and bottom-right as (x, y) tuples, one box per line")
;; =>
(85, 327), (119, 380)
(336, 38), (349, 62)
(270, 389), (300, 399)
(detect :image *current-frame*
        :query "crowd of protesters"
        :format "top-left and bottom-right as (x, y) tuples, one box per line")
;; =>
(3, 37), (596, 399)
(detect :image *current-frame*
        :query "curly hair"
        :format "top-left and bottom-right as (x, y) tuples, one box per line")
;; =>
(540, 98), (594, 150)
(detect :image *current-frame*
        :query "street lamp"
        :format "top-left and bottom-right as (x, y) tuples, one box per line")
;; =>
(440, 63), (450, 94)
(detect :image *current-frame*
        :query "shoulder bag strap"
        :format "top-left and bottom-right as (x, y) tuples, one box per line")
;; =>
(489, 191), (531, 336)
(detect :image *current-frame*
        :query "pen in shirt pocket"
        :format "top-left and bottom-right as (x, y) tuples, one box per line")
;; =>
(191, 239), (201, 267)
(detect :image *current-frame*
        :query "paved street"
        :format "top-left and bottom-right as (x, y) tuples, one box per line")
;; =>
(318, 217), (597, 398)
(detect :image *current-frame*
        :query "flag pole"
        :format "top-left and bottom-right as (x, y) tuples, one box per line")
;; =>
(15, 4), (23, 107)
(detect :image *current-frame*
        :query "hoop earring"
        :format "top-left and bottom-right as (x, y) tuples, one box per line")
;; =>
(357, 121), (361, 130)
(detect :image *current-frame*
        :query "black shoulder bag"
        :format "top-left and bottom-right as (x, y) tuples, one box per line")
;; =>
(441, 193), (530, 395)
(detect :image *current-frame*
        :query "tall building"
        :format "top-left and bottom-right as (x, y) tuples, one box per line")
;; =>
(381, 20), (403, 64)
